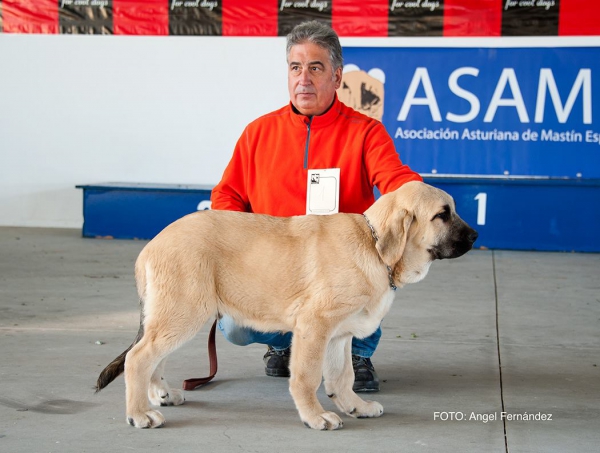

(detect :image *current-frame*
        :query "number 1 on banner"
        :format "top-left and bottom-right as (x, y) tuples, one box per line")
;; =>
(474, 193), (487, 226)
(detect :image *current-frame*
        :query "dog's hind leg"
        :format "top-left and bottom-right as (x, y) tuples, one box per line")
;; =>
(148, 358), (185, 407)
(323, 335), (383, 419)
(124, 336), (168, 428)
(124, 310), (208, 428)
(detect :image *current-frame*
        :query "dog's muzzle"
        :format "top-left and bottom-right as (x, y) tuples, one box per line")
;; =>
(429, 224), (478, 260)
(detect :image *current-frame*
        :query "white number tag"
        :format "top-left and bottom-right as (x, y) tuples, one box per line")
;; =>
(306, 168), (340, 215)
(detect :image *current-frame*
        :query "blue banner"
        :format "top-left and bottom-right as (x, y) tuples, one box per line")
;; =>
(341, 47), (600, 179)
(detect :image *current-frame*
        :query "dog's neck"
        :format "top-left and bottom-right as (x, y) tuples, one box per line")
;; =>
(363, 214), (397, 291)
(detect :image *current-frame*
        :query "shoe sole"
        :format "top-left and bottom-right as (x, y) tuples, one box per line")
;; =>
(353, 387), (379, 393)
(353, 382), (380, 392)
(265, 368), (290, 378)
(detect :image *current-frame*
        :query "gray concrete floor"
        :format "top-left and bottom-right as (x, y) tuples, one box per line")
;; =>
(0, 226), (598, 453)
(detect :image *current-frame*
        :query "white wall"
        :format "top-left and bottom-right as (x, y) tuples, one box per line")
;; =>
(0, 35), (288, 228)
(1, 34), (596, 228)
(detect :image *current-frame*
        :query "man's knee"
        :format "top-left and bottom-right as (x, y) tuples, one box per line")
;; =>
(218, 316), (254, 346)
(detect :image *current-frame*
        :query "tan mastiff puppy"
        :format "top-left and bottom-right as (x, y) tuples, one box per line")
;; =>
(96, 181), (477, 430)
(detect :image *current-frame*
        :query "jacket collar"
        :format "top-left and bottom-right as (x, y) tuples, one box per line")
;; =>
(289, 94), (341, 129)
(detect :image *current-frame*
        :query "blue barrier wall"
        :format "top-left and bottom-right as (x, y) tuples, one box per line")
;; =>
(77, 179), (600, 252)
(423, 176), (600, 252)
(76, 183), (212, 240)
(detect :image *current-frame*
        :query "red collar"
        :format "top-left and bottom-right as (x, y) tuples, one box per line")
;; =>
(288, 95), (341, 129)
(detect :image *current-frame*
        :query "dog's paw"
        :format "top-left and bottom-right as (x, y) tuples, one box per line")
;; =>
(149, 388), (185, 407)
(302, 411), (344, 430)
(126, 410), (166, 429)
(347, 400), (384, 419)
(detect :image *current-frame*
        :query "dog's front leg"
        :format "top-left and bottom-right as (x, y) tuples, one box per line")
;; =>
(289, 329), (343, 430)
(323, 335), (383, 419)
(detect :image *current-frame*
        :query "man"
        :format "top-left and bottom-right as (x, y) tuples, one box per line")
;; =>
(211, 20), (421, 392)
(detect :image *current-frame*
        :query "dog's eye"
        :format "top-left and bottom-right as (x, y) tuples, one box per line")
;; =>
(432, 205), (451, 222)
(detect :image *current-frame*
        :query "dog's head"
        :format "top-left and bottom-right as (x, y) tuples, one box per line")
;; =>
(364, 181), (478, 286)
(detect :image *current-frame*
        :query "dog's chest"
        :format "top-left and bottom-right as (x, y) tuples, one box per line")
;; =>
(338, 290), (395, 339)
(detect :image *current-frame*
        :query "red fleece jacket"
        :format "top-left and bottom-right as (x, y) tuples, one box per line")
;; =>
(211, 96), (422, 216)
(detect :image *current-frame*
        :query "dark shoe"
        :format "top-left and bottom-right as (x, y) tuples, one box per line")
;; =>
(352, 355), (380, 392)
(263, 346), (291, 377)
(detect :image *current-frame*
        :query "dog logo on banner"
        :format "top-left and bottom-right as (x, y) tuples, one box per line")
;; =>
(338, 65), (386, 121)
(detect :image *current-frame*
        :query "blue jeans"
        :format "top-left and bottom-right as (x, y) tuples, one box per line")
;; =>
(217, 315), (381, 358)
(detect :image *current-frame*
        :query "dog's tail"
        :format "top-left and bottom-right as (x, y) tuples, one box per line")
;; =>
(95, 310), (145, 393)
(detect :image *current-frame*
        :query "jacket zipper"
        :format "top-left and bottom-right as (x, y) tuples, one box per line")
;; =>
(303, 117), (313, 169)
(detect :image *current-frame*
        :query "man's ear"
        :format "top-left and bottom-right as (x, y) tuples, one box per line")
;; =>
(375, 208), (413, 267)
(334, 66), (343, 89)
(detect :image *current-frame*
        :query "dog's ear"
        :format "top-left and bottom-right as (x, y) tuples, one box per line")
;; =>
(375, 207), (414, 267)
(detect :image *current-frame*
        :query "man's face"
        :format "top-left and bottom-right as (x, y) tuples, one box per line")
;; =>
(287, 42), (342, 117)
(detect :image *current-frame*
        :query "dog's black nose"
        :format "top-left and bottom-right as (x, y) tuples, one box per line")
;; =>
(469, 230), (479, 243)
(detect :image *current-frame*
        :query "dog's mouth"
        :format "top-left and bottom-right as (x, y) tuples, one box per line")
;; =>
(428, 247), (443, 260)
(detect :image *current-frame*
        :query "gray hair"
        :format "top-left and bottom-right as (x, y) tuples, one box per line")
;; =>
(286, 21), (343, 71)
